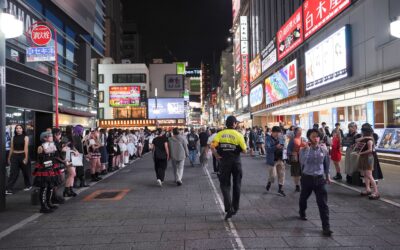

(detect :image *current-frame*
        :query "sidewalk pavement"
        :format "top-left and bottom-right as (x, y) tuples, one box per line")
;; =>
(0, 153), (399, 249)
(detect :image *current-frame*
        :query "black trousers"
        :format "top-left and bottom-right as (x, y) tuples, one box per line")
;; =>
(7, 153), (31, 190)
(218, 159), (242, 213)
(154, 159), (168, 181)
(212, 155), (219, 173)
(299, 174), (330, 230)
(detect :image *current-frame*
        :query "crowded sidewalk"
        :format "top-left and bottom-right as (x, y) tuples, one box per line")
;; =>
(0, 153), (399, 249)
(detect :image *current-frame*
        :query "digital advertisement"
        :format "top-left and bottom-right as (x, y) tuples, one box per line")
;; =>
(377, 128), (400, 153)
(261, 39), (277, 73)
(109, 86), (141, 107)
(305, 26), (351, 91)
(250, 84), (263, 107)
(249, 54), (262, 83)
(265, 59), (297, 105)
(148, 98), (185, 119)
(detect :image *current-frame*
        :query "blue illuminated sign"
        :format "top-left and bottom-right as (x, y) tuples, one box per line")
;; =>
(26, 46), (55, 62)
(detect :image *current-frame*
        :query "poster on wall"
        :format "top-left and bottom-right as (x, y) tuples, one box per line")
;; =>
(277, 6), (303, 61)
(377, 128), (400, 153)
(305, 25), (351, 91)
(264, 59), (297, 105)
(250, 84), (263, 107)
(303, 0), (351, 39)
(261, 39), (277, 73)
(249, 54), (262, 83)
(109, 86), (140, 107)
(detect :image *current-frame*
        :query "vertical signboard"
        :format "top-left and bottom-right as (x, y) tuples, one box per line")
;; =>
(234, 28), (241, 73)
(303, 0), (351, 39)
(261, 39), (277, 73)
(232, 0), (241, 24)
(277, 6), (303, 61)
(240, 16), (250, 96)
(176, 62), (186, 75)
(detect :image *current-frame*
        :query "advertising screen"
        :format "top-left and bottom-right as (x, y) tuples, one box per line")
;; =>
(249, 55), (262, 83)
(250, 84), (263, 107)
(265, 59), (297, 105)
(376, 128), (400, 153)
(305, 26), (350, 91)
(261, 39), (277, 73)
(148, 98), (185, 119)
(109, 86), (140, 107)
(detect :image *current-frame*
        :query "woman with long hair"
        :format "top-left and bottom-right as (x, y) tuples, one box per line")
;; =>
(287, 127), (307, 192)
(6, 124), (31, 194)
(72, 125), (89, 188)
(331, 129), (342, 180)
(88, 131), (103, 181)
(63, 125), (78, 197)
(357, 123), (379, 199)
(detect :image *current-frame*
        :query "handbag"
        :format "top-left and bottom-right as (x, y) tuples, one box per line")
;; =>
(71, 153), (84, 167)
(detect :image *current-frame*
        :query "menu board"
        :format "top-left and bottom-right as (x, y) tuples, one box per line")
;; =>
(109, 86), (140, 107)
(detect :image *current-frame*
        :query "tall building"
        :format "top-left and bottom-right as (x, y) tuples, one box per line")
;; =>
(4, 0), (105, 156)
(121, 21), (142, 63)
(186, 68), (202, 126)
(104, 0), (123, 63)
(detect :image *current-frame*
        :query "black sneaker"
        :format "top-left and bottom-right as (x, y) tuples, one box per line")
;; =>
(278, 190), (286, 197)
(295, 185), (301, 192)
(299, 215), (307, 221)
(265, 182), (271, 191)
(333, 173), (342, 180)
(224, 210), (235, 220)
(177, 181), (182, 186)
(322, 229), (333, 237)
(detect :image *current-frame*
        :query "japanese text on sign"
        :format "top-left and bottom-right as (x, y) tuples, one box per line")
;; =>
(277, 6), (303, 61)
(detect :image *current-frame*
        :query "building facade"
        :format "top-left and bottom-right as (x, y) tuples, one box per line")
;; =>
(4, 0), (104, 156)
(238, 0), (400, 154)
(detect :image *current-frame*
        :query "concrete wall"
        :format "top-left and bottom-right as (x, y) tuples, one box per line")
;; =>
(148, 63), (185, 98)
(98, 64), (149, 119)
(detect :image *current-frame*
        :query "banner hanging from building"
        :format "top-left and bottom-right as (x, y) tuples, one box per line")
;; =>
(240, 16), (250, 96)
(303, 0), (351, 39)
(277, 6), (303, 61)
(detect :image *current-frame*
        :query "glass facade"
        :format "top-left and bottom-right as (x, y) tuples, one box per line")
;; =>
(387, 99), (400, 128)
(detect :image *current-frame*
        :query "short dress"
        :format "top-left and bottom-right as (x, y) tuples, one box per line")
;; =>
(33, 150), (62, 188)
(358, 139), (374, 171)
(89, 139), (101, 160)
(330, 136), (342, 162)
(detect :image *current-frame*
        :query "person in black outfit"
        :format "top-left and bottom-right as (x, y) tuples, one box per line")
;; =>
(152, 129), (170, 187)
(198, 128), (209, 168)
(72, 125), (89, 188)
(6, 124), (31, 194)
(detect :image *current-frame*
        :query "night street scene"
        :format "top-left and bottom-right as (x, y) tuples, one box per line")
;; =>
(1, 0), (400, 249)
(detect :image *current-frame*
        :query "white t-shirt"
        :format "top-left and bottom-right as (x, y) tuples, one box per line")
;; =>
(207, 133), (217, 145)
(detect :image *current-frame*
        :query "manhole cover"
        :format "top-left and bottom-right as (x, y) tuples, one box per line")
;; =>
(83, 189), (130, 201)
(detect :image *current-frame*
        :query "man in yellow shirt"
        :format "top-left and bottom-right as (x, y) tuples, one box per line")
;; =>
(211, 116), (247, 220)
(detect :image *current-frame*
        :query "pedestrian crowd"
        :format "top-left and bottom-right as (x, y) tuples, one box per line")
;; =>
(4, 119), (384, 237)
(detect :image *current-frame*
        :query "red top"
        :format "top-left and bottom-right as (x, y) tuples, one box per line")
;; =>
(331, 136), (342, 162)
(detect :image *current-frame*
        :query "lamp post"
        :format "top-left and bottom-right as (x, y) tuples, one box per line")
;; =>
(0, 1), (24, 211)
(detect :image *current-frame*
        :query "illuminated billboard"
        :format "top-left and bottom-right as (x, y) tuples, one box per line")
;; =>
(265, 59), (297, 105)
(148, 98), (185, 119)
(109, 86), (141, 107)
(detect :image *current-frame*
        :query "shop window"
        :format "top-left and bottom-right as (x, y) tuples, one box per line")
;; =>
(113, 107), (146, 119)
(387, 99), (400, 128)
(98, 74), (104, 83)
(347, 106), (353, 122)
(337, 107), (345, 122)
(98, 91), (104, 103)
(354, 104), (367, 128)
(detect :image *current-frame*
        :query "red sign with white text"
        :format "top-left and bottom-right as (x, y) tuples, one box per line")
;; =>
(303, 0), (351, 39)
(277, 7), (303, 61)
(241, 54), (250, 96)
(31, 25), (52, 46)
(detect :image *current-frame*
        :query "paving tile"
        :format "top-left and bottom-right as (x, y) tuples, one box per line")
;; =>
(283, 236), (340, 247)
(96, 225), (143, 234)
(141, 223), (185, 232)
(208, 229), (256, 238)
(184, 238), (239, 249)
(111, 232), (162, 243)
(241, 237), (289, 248)
(332, 236), (391, 247)
(161, 230), (209, 241)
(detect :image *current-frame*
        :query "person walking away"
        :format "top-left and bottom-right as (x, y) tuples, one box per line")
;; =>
(207, 128), (219, 173)
(6, 124), (32, 195)
(187, 129), (199, 167)
(299, 128), (332, 237)
(152, 129), (169, 187)
(287, 127), (307, 192)
(357, 123), (380, 200)
(248, 127), (257, 156)
(331, 129), (343, 180)
(211, 116), (247, 220)
(169, 128), (189, 186)
(199, 128), (209, 168)
(265, 126), (286, 196)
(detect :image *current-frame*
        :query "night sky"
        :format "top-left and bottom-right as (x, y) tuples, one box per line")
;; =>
(122, 0), (232, 67)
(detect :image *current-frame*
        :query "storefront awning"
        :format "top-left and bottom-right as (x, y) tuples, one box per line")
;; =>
(59, 107), (97, 117)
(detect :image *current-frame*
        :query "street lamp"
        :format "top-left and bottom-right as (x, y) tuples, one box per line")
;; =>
(0, 4), (24, 211)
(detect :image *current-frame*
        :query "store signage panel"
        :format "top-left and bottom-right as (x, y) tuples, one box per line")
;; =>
(305, 26), (350, 91)
(26, 46), (56, 62)
(249, 54), (262, 83)
(261, 39), (277, 73)
(109, 86), (141, 107)
(148, 98), (185, 119)
(165, 74), (184, 91)
(232, 0), (241, 23)
(277, 6), (303, 61)
(265, 59), (297, 105)
(303, 0), (351, 39)
(240, 16), (250, 96)
(376, 128), (400, 153)
(234, 28), (241, 73)
(250, 84), (263, 107)
(176, 63), (186, 75)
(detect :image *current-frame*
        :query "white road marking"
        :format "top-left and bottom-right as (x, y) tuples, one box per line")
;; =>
(203, 165), (246, 250)
(0, 154), (146, 240)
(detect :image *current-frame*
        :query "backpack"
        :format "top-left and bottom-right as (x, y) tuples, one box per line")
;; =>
(187, 134), (198, 150)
